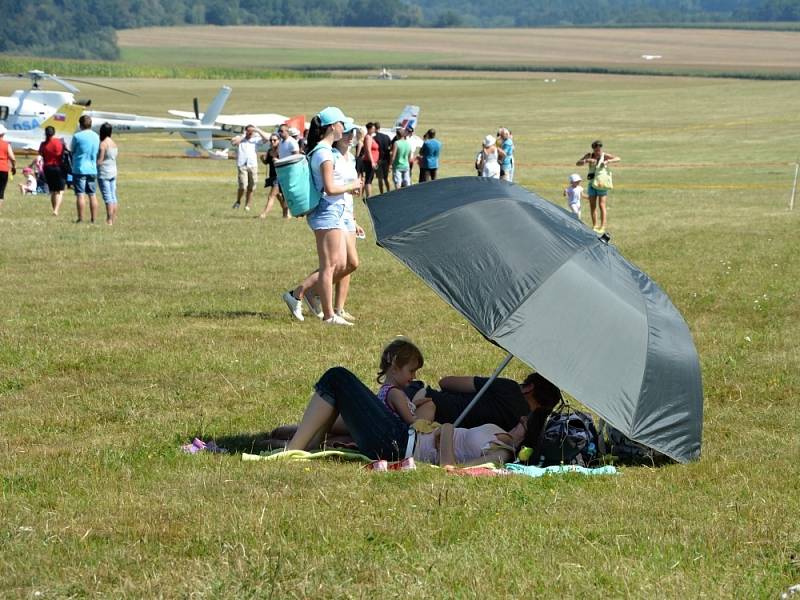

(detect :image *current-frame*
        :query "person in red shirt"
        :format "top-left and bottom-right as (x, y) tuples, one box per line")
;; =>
(0, 124), (17, 208)
(38, 125), (66, 216)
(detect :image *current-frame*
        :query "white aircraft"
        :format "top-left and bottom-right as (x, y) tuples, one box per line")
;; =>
(641, 55), (663, 60)
(0, 70), (233, 155)
(167, 103), (289, 155)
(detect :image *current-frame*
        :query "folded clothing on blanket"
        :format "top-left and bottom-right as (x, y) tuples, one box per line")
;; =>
(504, 463), (618, 477)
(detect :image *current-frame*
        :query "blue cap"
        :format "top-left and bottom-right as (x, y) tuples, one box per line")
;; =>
(317, 106), (348, 126)
(342, 119), (358, 133)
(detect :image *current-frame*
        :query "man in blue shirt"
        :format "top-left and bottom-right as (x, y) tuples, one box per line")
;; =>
(71, 115), (101, 223)
(499, 128), (514, 182)
(418, 128), (442, 183)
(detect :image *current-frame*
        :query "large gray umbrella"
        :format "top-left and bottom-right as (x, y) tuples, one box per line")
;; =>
(366, 177), (703, 463)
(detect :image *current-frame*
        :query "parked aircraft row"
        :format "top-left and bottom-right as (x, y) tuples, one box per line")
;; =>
(0, 70), (421, 157)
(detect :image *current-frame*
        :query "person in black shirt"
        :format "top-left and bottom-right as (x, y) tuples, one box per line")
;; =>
(418, 372), (561, 432)
(372, 121), (392, 195)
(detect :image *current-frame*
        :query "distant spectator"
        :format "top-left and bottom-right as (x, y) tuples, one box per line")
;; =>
(231, 124), (267, 211)
(390, 128), (412, 190)
(71, 114), (100, 223)
(97, 122), (119, 225)
(0, 125), (18, 209)
(373, 121), (392, 194)
(576, 139), (620, 233)
(563, 173), (586, 220)
(259, 133), (288, 219)
(39, 125), (66, 213)
(278, 124), (300, 159)
(357, 122), (379, 200)
(18, 166), (37, 195)
(418, 129), (441, 183)
(498, 128), (515, 182)
(478, 134), (500, 179)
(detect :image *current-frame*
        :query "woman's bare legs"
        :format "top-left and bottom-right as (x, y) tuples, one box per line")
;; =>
(286, 393), (339, 451)
(589, 196), (598, 229)
(293, 228), (347, 320)
(598, 196), (608, 230)
(335, 232), (359, 313)
(50, 191), (63, 215)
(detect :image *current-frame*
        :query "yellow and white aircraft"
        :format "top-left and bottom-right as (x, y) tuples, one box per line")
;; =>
(3, 103), (84, 150)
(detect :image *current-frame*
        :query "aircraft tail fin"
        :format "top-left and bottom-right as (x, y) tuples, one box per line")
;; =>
(201, 86), (232, 126)
(394, 105), (420, 132)
(40, 104), (84, 136)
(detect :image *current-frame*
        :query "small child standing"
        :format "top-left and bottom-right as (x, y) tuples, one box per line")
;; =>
(563, 173), (586, 220)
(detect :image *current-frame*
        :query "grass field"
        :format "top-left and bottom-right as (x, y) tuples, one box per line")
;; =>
(118, 26), (800, 77)
(2, 72), (800, 597)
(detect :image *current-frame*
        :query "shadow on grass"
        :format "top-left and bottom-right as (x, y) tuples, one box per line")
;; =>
(182, 310), (271, 320)
(206, 432), (280, 454)
(205, 428), (357, 455)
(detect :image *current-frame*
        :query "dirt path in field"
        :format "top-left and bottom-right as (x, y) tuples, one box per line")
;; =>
(118, 26), (800, 71)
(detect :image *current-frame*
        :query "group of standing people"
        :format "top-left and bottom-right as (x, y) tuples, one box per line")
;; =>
(0, 116), (119, 224)
(476, 128), (514, 181)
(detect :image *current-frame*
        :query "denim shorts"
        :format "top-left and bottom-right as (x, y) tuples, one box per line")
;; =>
(342, 212), (356, 233)
(307, 198), (346, 231)
(588, 182), (609, 197)
(73, 174), (96, 196)
(98, 177), (117, 204)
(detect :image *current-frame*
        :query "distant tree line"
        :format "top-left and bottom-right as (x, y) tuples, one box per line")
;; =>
(1, 0), (797, 61)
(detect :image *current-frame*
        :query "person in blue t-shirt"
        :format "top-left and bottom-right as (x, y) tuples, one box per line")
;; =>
(70, 115), (101, 223)
(418, 129), (442, 183)
(498, 128), (514, 182)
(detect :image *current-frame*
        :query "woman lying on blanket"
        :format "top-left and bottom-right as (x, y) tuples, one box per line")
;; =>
(285, 362), (558, 467)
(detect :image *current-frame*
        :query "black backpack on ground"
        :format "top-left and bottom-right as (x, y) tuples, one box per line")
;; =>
(537, 405), (599, 467)
(597, 421), (670, 466)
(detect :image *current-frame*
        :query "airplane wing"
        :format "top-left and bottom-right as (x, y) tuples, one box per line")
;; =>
(215, 114), (289, 128)
(168, 110), (198, 119)
(166, 112), (288, 129)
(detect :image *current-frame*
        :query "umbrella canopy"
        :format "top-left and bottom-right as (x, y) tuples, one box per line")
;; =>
(366, 177), (703, 463)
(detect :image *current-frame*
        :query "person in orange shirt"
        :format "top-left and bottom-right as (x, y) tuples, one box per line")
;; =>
(0, 124), (18, 209)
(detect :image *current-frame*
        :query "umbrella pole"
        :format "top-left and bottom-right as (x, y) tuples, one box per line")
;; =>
(453, 352), (514, 427)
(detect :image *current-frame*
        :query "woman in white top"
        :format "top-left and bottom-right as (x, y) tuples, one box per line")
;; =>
(478, 134), (501, 179)
(282, 107), (362, 326)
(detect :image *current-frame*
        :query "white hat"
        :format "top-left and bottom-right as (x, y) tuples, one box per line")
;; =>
(483, 134), (495, 147)
(288, 127), (300, 137)
(569, 173), (582, 183)
(0, 124), (6, 135)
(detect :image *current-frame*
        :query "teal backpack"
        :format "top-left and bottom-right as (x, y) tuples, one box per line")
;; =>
(274, 146), (325, 217)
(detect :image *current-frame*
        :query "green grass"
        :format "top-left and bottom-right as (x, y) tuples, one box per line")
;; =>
(1, 75), (800, 597)
(121, 47), (445, 68)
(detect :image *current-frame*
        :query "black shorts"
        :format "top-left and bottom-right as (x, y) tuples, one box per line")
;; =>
(44, 166), (65, 192)
(264, 176), (276, 188)
(362, 161), (375, 185)
(0, 171), (7, 199)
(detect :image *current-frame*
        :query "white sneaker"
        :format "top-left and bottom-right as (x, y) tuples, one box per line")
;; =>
(324, 314), (353, 326)
(335, 308), (356, 322)
(282, 291), (304, 321)
(304, 294), (323, 319)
